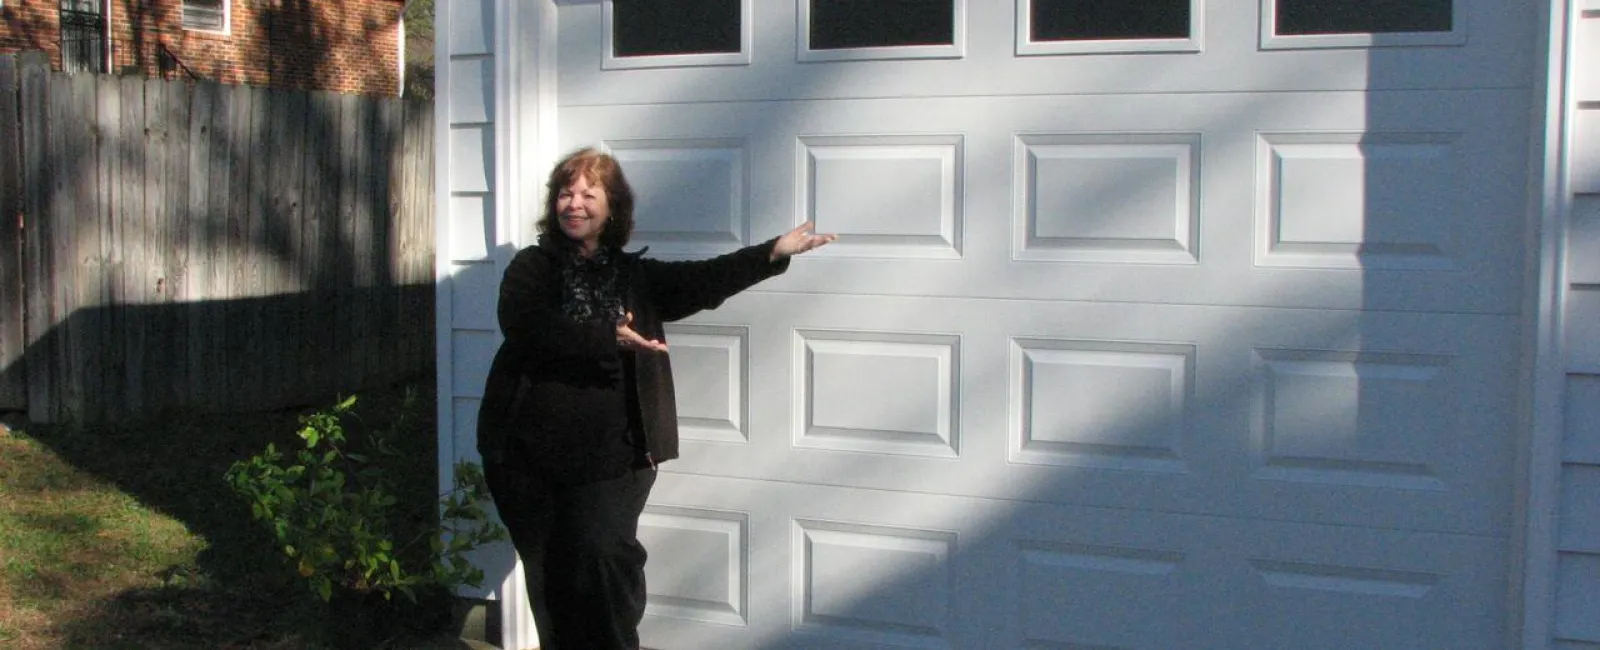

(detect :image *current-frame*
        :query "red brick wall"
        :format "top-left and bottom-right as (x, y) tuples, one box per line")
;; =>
(0, 1), (59, 57)
(1, 0), (403, 96)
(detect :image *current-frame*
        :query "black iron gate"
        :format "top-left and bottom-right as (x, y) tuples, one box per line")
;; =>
(60, 0), (107, 74)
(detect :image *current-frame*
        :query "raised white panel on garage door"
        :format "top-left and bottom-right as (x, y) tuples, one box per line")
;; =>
(663, 323), (749, 444)
(604, 138), (750, 257)
(797, 135), (964, 260)
(1014, 133), (1200, 264)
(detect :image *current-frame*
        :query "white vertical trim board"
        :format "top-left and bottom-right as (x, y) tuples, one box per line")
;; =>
(1529, 1), (1583, 649)
(432, 0), (458, 562)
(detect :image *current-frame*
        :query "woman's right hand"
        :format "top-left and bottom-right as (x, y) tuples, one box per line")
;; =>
(616, 312), (668, 352)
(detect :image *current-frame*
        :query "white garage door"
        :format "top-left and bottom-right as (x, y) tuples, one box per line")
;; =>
(550, 1), (1537, 648)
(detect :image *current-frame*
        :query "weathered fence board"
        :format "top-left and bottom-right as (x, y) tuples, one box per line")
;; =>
(0, 55), (25, 411)
(21, 51), (55, 421)
(116, 74), (144, 419)
(3, 53), (435, 423)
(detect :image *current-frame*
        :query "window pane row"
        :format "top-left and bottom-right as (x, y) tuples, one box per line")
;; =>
(613, 0), (1454, 59)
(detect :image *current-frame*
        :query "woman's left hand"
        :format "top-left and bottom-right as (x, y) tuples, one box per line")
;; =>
(771, 221), (838, 261)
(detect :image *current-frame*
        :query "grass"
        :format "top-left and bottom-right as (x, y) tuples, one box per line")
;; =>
(0, 379), (458, 650)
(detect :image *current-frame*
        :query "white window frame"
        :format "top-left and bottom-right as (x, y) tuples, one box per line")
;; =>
(797, 0), (967, 62)
(1016, 0), (1204, 56)
(182, 0), (231, 36)
(601, 0), (751, 70)
(1259, 0), (1465, 50)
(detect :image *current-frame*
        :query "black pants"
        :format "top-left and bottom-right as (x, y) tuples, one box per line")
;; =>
(485, 463), (657, 650)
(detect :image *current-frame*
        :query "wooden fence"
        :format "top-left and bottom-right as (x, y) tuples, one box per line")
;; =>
(0, 52), (436, 423)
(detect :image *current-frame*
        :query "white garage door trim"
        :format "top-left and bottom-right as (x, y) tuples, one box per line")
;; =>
(1524, 1), (1586, 648)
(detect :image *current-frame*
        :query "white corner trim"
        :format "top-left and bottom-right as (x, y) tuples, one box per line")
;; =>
(508, 0), (560, 250)
(499, 567), (537, 650)
(1519, 1), (1575, 649)
(494, 0), (514, 253)
(432, 0), (457, 556)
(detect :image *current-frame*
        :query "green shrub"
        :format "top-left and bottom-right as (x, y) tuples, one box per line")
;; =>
(224, 391), (505, 609)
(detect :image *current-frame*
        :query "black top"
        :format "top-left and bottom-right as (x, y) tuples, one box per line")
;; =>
(478, 236), (791, 486)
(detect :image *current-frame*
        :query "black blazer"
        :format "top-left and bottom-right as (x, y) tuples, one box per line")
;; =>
(477, 236), (791, 467)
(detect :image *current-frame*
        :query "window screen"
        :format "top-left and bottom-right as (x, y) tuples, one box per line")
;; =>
(1276, 0), (1451, 35)
(182, 0), (227, 32)
(808, 0), (955, 50)
(612, 0), (741, 57)
(1030, 0), (1190, 42)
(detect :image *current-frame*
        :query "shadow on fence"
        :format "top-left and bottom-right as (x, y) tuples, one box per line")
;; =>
(0, 51), (436, 423)
(11, 288), (435, 422)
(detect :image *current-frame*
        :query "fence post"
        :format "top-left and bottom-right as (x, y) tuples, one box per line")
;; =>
(0, 54), (26, 412)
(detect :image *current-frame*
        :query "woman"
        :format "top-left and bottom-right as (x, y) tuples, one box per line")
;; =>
(477, 147), (834, 649)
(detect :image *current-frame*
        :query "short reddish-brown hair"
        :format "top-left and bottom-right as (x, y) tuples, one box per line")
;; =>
(537, 148), (636, 250)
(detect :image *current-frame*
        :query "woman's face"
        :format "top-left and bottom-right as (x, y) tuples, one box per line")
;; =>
(555, 174), (611, 253)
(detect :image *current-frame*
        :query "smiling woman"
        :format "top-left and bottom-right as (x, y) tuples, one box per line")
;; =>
(476, 147), (834, 650)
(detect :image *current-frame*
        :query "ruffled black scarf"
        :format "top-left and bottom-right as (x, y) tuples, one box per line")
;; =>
(560, 247), (626, 327)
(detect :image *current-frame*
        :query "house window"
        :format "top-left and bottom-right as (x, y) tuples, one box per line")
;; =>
(1274, 0), (1451, 35)
(182, 0), (229, 33)
(799, 0), (965, 61)
(605, 0), (749, 69)
(1018, 0), (1201, 55)
(60, 0), (108, 73)
(1262, 0), (1460, 49)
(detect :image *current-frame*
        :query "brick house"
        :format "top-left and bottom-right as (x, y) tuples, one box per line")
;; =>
(0, 0), (405, 96)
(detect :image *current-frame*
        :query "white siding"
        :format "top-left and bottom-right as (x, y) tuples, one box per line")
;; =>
(436, 0), (498, 467)
(1559, 8), (1600, 647)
